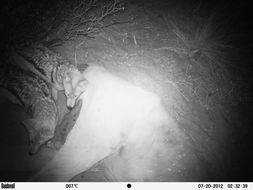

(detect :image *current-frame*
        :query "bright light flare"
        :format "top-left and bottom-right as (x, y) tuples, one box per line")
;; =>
(31, 65), (177, 181)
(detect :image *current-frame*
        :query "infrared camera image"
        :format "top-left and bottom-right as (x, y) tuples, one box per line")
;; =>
(0, 0), (252, 182)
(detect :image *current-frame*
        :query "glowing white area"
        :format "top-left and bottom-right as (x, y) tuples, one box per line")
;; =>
(31, 66), (178, 181)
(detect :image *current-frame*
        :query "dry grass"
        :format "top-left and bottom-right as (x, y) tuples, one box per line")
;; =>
(158, 9), (237, 111)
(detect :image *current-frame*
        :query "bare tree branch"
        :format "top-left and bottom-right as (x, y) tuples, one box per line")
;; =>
(62, 0), (125, 41)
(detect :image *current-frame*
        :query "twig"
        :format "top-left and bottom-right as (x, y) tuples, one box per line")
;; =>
(166, 80), (190, 102)
(74, 51), (77, 66)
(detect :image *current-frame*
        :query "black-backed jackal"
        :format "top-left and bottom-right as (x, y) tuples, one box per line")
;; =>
(11, 43), (88, 108)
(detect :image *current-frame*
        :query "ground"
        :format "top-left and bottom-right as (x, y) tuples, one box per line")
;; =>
(0, 0), (253, 181)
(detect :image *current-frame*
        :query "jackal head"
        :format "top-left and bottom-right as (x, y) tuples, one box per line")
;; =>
(63, 71), (88, 108)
